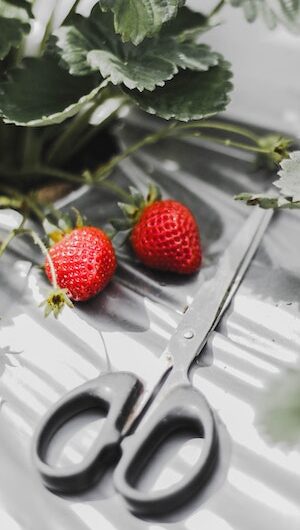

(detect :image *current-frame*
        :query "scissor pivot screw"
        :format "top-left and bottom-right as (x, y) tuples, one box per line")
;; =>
(183, 329), (194, 339)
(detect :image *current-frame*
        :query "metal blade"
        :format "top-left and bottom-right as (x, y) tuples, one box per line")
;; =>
(166, 206), (273, 371)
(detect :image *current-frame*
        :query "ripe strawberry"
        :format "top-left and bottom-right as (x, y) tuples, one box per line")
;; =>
(112, 185), (202, 274)
(45, 226), (116, 302)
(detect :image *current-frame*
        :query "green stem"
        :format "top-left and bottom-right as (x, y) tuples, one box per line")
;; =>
(46, 93), (108, 166)
(209, 0), (226, 17)
(36, 166), (83, 184)
(0, 216), (26, 258)
(172, 120), (261, 144)
(98, 180), (132, 202)
(0, 183), (46, 222)
(67, 99), (127, 162)
(93, 123), (176, 181)
(183, 131), (271, 154)
(22, 128), (36, 168)
(39, 14), (54, 56)
(26, 196), (46, 222)
(0, 227), (58, 288)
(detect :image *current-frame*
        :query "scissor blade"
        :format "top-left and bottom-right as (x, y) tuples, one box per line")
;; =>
(167, 206), (273, 369)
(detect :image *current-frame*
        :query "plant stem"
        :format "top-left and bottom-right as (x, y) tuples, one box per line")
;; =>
(172, 120), (261, 144)
(0, 226), (58, 288)
(93, 123), (176, 181)
(0, 183), (46, 222)
(209, 0), (226, 17)
(22, 128), (36, 168)
(36, 119), (274, 189)
(184, 132), (271, 154)
(0, 216), (26, 258)
(98, 180), (133, 202)
(36, 166), (83, 184)
(66, 99), (127, 161)
(46, 106), (97, 166)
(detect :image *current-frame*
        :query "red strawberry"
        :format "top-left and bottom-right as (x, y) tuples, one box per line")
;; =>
(45, 226), (116, 302)
(112, 185), (202, 274)
(131, 199), (202, 274)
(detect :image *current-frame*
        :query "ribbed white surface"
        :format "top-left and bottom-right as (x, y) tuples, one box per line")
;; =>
(1, 109), (300, 529)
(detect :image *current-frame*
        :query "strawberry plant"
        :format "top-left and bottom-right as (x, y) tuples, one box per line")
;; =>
(0, 0), (299, 315)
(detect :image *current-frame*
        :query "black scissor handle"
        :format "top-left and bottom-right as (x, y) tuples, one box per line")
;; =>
(33, 372), (142, 494)
(114, 383), (218, 515)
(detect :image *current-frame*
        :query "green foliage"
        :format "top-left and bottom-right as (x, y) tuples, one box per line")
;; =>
(125, 61), (232, 121)
(0, 0), (296, 216)
(274, 150), (300, 200)
(0, 16), (29, 60)
(0, 56), (105, 126)
(235, 150), (300, 209)
(230, 0), (300, 32)
(55, 6), (219, 92)
(0, 0), (32, 61)
(0, 3), (231, 126)
(99, 0), (185, 45)
(0, 0), (32, 21)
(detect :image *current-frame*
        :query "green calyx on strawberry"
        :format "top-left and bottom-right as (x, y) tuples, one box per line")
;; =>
(43, 209), (117, 312)
(111, 184), (202, 275)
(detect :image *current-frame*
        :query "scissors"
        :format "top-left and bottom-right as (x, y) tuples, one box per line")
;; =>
(33, 205), (273, 515)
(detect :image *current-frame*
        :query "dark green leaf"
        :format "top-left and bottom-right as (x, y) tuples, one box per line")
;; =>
(125, 60), (233, 121)
(0, 56), (105, 126)
(99, 0), (185, 45)
(2, 0), (33, 17)
(88, 49), (176, 91)
(0, 0), (31, 21)
(89, 42), (219, 92)
(0, 16), (30, 60)
(161, 6), (210, 40)
(56, 8), (219, 91)
(54, 10), (117, 77)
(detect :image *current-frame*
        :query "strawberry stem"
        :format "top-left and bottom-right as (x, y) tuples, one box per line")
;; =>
(0, 222), (73, 317)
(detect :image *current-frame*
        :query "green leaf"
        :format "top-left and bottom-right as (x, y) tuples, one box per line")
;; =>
(0, 56), (105, 126)
(0, 16), (30, 60)
(88, 41), (218, 91)
(54, 11), (116, 77)
(0, 0), (31, 21)
(2, 0), (33, 17)
(125, 60), (233, 121)
(230, 0), (300, 32)
(274, 150), (300, 201)
(160, 6), (211, 40)
(87, 49), (176, 92)
(99, 0), (185, 45)
(56, 8), (219, 91)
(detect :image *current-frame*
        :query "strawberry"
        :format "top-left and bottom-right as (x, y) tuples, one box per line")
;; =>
(45, 226), (116, 302)
(111, 185), (202, 274)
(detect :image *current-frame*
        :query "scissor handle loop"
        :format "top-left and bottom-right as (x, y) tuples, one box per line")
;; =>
(32, 372), (142, 493)
(114, 383), (218, 515)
